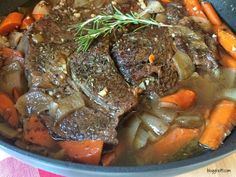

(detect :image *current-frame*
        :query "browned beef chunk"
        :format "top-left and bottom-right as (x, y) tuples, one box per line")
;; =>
(22, 1), (139, 144)
(40, 103), (118, 144)
(112, 27), (179, 96)
(171, 17), (219, 71)
(70, 39), (138, 117)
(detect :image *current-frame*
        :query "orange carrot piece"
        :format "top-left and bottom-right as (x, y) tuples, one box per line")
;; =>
(102, 141), (125, 166)
(218, 28), (236, 59)
(59, 140), (103, 165)
(0, 48), (22, 59)
(0, 48), (24, 67)
(201, 2), (222, 26)
(24, 114), (55, 148)
(160, 0), (172, 4)
(183, 0), (206, 18)
(160, 89), (197, 109)
(199, 100), (236, 150)
(139, 128), (200, 163)
(0, 92), (19, 127)
(0, 12), (24, 35)
(21, 16), (35, 30)
(148, 54), (156, 64)
(219, 50), (236, 69)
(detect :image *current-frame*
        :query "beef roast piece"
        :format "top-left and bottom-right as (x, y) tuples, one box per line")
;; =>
(112, 27), (179, 96)
(170, 17), (219, 71)
(70, 39), (138, 117)
(22, 1), (140, 144)
(40, 102), (118, 144)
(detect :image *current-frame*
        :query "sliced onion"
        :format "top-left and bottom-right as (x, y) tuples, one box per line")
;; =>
(140, 113), (168, 136)
(0, 61), (28, 97)
(190, 16), (213, 32)
(221, 88), (236, 101)
(0, 122), (20, 139)
(145, 1), (165, 13)
(73, 0), (90, 8)
(175, 115), (204, 128)
(55, 91), (85, 120)
(16, 91), (56, 116)
(152, 108), (178, 123)
(9, 32), (23, 48)
(32, 1), (50, 19)
(219, 68), (236, 88)
(172, 50), (195, 81)
(133, 128), (149, 150)
(127, 116), (142, 145)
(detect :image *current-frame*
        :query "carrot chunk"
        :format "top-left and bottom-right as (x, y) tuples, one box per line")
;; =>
(139, 128), (200, 163)
(218, 28), (236, 59)
(59, 140), (104, 165)
(148, 54), (156, 64)
(0, 12), (24, 35)
(21, 16), (35, 30)
(219, 49), (236, 69)
(160, 89), (196, 109)
(183, 0), (206, 18)
(160, 0), (172, 4)
(201, 2), (222, 26)
(24, 114), (55, 148)
(102, 141), (125, 166)
(0, 92), (19, 127)
(199, 100), (236, 150)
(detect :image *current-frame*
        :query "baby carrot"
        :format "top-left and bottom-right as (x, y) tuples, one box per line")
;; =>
(184, 0), (206, 18)
(0, 12), (24, 35)
(160, 89), (197, 109)
(201, 2), (222, 26)
(199, 100), (236, 150)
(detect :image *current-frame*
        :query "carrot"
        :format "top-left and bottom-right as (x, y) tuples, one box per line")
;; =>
(21, 16), (35, 30)
(199, 100), (236, 150)
(201, 2), (222, 26)
(102, 141), (125, 166)
(219, 49), (236, 69)
(148, 54), (156, 64)
(0, 12), (24, 35)
(139, 128), (200, 163)
(183, 0), (206, 18)
(0, 48), (24, 66)
(0, 92), (19, 127)
(160, 89), (197, 109)
(0, 48), (22, 59)
(160, 0), (172, 4)
(59, 140), (103, 165)
(218, 28), (236, 59)
(24, 114), (55, 148)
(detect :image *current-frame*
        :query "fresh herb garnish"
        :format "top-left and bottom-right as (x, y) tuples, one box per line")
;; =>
(74, 7), (171, 52)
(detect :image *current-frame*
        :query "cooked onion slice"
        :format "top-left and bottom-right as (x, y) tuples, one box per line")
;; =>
(152, 107), (178, 123)
(133, 128), (149, 150)
(172, 50), (195, 81)
(127, 116), (142, 145)
(175, 115), (204, 128)
(140, 113), (168, 136)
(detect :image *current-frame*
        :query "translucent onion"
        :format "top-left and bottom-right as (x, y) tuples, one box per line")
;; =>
(140, 113), (168, 136)
(152, 107), (178, 123)
(172, 50), (195, 81)
(133, 128), (149, 150)
(127, 116), (142, 145)
(175, 115), (204, 128)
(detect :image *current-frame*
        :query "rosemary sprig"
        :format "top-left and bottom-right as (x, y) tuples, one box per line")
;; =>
(74, 7), (171, 52)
